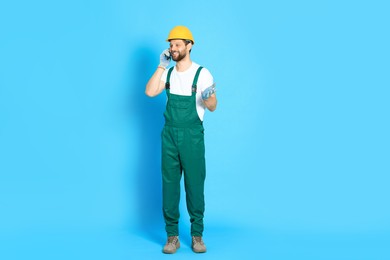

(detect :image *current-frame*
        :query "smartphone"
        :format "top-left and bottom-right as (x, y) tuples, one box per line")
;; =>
(165, 49), (171, 60)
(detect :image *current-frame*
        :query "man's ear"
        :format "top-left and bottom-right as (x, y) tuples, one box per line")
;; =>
(187, 42), (193, 52)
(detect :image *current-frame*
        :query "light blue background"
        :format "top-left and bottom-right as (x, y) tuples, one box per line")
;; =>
(1, 0), (389, 259)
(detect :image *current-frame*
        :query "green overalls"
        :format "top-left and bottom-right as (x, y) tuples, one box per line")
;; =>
(161, 66), (206, 237)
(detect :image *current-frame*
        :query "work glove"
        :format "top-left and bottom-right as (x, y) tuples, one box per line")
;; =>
(202, 83), (216, 100)
(159, 49), (171, 68)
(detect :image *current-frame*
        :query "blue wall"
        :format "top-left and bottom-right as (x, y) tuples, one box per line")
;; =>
(1, 0), (389, 258)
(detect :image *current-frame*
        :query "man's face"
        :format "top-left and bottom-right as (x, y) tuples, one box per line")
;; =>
(169, 39), (190, 62)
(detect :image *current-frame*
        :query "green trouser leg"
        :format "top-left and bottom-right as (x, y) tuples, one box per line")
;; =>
(162, 126), (182, 237)
(162, 125), (206, 237)
(181, 125), (205, 237)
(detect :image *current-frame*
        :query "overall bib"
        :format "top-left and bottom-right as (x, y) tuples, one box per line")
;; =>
(161, 66), (206, 237)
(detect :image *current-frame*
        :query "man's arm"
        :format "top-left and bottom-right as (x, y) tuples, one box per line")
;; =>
(145, 49), (170, 97)
(145, 67), (166, 97)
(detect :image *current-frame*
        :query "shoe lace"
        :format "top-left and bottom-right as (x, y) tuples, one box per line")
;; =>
(168, 236), (178, 245)
(192, 236), (203, 244)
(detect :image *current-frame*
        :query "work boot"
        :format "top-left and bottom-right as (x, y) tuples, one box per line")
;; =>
(192, 236), (207, 253)
(163, 236), (180, 254)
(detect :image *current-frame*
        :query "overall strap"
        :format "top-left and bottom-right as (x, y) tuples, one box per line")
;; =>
(165, 67), (174, 90)
(192, 66), (203, 93)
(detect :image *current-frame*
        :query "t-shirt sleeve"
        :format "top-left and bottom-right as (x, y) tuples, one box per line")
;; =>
(198, 68), (214, 93)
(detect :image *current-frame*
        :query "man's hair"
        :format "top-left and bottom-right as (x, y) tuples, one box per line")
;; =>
(184, 40), (193, 53)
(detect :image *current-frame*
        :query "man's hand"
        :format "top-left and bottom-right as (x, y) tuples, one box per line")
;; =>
(202, 83), (216, 100)
(159, 49), (171, 69)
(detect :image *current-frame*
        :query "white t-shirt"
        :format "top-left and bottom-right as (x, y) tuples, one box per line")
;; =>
(161, 62), (214, 121)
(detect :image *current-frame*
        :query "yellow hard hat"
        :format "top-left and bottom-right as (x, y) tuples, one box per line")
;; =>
(166, 25), (195, 44)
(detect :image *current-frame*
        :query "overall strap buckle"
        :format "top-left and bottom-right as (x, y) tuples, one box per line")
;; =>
(165, 67), (174, 90)
(192, 66), (203, 93)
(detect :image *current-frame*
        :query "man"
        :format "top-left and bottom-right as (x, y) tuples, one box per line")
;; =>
(145, 25), (217, 254)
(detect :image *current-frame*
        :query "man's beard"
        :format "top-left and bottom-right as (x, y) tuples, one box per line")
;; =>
(171, 51), (186, 62)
